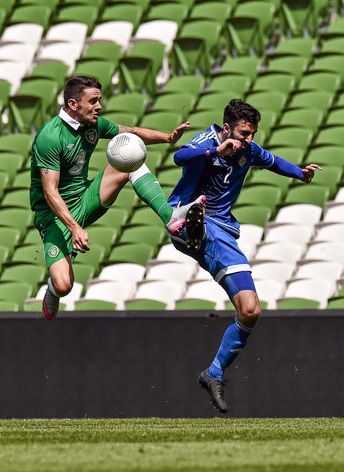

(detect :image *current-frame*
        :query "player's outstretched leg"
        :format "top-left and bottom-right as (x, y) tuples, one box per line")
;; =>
(185, 202), (205, 251)
(166, 195), (206, 235)
(198, 369), (227, 414)
(42, 287), (60, 320)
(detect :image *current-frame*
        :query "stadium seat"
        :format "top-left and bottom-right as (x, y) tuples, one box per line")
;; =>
(321, 202), (344, 224)
(293, 260), (343, 282)
(152, 93), (196, 121)
(174, 298), (217, 310)
(98, 262), (145, 289)
(276, 298), (321, 309)
(119, 225), (166, 247)
(153, 243), (199, 270)
(0, 282), (33, 310)
(245, 90), (288, 117)
(8, 78), (59, 133)
(253, 241), (305, 264)
(7, 5), (53, 31)
(297, 71), (341, 94)
(89, 21), (134, 53)
(233, 205), (272, 227)
(302, 241), (344, 263)
(313, 126), (344, 148)
(171, 20), (222, 77)
(42, 22), (87, 49)
(180, 280), (228, 310)
(189, 1), (233, 26)
(124, 299), (167, 310)
(224, 1), (276, 57)
(134, 20), (179, 53)
(53, 6), (99, 35)
(139, 111), (184, 133)
(0, 208), (33, 237)
(1, 23), (44, 48)
(81, 41), (122, 68)
(126, 279), (185, 309)
(251, 73), (296, 94)
(36, 43), (83, 75)
(270, 37), (316, 60)
(279, 279), (335, 309)
(265, 56), (309, 83)
(251, 261), (295, 284)
(279, 0), (326, 38)
(254, 279), (285, 309)
(278, 108), (324, 134)
(100, 4), (144, 30)
(107, 243), (156, 266)
(82, 280), (135, 310)
(313, 222), (344, 243)
(235, 185), (283, 212)
(283, 185), (330, 208)
(266, 127), (314, 151)
(0, 264), (46, 293)
(311, 55), (344, 82)
(145, 261), (195, 283)
(92, 207), (129, 230)
(271, 203), (322, 226)
(304, 146), (344, 167)
(10, 244), (45, 267)
(28, 61), (69, 91)
(247, 167), (292, 196)
(74, 299), (116, 311)
(0, 301), (19, 311)
(264, 223), (313, 246)
(73, 60), (115, 98)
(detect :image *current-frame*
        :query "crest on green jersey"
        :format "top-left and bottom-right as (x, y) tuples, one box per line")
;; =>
(47, 245), (59, 258)
(85, 128), (97, 144)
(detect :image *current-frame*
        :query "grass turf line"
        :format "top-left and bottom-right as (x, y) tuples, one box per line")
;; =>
(0, 418), (343, 471)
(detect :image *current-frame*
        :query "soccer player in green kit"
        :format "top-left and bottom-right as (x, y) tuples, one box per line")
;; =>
(30, 76), (205, 319)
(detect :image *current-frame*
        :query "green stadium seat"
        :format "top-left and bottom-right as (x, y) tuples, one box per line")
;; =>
(7, 5), (53, 30)
(304, 146), (344, 167)
(100, 4), (144, 30)
(267, 127), (314, 151)
(0, 134), (32, 161)
(0, 172), (9, 201)
(236, 185), (283, 212)
(279, 0), (325, 38)
(107, 242), (156, 266)
(119, 225), (166, 246)
(265, 56), (309, 83)
(0, 300), (19, 311)
(28, 61), (70, 91)
(175, 298), (217, 310)
(252, 73), (296, 94)
(0, 208), (33, 237)
(189, 1), (233, 26)
(0, 264), (46, 293)
(145, 3), (189, 28)
(53, 6), (99, 35)
(0, 282), (33, 310)
(73, 61), (115, 99)
(86, 227), (118, 257)
(10, 244), (45, 266)
(276, 298), (321, 309)
(313, 126), (344, 147)
(152, 93), (196, 121)
(232, 205), (272, 227)
(0, 227), (21, 256)
(270, 37), (316, 60)
(160, 75), (205, 97)
(124, 299), (167, 310)
(1, 189), (31, 209)
(74, 299), (117, 311)
(278, 108), (324, 133)
(127, 207), (163, 227)
(104, 93), (148, 121)
(283, 184), (330, 208)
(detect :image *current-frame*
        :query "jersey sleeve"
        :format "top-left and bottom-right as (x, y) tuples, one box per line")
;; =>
(97, 116), (119, 139)
(33, 128), (62, 171)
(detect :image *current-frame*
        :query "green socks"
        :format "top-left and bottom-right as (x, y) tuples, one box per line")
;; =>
(132, 172), (172, 224)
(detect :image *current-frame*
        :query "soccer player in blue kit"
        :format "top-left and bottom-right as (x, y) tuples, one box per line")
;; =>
(168, 99), (321, 413)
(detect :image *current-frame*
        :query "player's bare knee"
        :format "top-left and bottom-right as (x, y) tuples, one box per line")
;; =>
(238, 304), (261, 328)
(53, 278), (73, 297)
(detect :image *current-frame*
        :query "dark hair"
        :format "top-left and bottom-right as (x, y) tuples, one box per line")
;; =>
(223, 99), (261, 127)
(64, 76), (102, 107)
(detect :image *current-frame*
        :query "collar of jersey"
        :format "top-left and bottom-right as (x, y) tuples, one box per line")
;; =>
(59, 107), (82, 130)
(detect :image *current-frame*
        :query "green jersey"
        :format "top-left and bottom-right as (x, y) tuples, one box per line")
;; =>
(30, 108), (119, 211)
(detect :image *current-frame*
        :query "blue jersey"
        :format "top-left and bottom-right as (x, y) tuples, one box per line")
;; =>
(168, 123), (302, 230)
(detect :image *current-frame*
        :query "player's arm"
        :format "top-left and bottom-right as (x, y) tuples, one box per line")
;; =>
(39, 167), (90, 253)
(270, 155), (321, 183)
(118, 122), (191, 144)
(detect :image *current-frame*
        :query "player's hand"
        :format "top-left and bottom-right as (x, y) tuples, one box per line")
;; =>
(216, 139), (243, 157)
(72, 226), (90, 253)
(169, 121), (191, 143)
(301, 163), (322, 183)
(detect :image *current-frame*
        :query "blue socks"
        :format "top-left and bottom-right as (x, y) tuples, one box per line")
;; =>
(207, 318), (252, 381)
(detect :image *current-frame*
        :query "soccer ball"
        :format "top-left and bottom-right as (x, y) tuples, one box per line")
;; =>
(106, 133), (147, 172)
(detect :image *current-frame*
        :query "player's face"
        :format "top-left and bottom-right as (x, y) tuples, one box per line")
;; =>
(69, 87), (102, 125)
(230, 120), (257, 149)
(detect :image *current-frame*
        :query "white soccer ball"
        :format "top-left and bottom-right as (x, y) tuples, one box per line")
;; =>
(106, 133), (147, 172)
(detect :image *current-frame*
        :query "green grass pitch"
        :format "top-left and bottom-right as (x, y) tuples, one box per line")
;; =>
(0, 418), (343, 471)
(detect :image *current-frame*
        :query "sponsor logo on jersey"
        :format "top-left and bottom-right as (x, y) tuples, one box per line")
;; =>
(85, 128), (97, 144)
(47, 245), (59, 258)
(69, 151), (86, 175)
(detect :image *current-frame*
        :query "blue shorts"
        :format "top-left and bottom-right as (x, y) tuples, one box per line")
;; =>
(170, 216), (256, 298)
